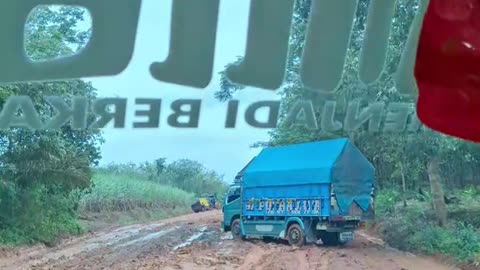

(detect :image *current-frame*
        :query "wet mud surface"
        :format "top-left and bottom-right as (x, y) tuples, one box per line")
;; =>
(0, 211), (460, 270)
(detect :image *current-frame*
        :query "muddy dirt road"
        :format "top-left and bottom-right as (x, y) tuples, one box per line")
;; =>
(0, 211), (460, 270)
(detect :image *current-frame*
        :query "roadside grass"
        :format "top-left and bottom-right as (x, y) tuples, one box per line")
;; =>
(375, 187), (480, 268)
(0, 172), (197, 247)
(78, 172), (195, 218)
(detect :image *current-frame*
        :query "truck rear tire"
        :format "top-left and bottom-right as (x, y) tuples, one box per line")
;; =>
(287, 224), (305, 247)
(231, 219), (243, 240)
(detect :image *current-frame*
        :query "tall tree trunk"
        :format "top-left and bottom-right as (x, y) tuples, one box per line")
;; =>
(400, 162), (407, 207)
(427, 157), (447, 227)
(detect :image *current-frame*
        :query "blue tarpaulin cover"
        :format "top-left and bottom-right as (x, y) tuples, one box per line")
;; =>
(243, 138), (375, 213)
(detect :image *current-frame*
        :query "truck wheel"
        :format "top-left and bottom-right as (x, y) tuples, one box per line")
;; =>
(321, 232), (339, 246)
(287, 224), (305, 247)
(231, 219), (243, 240)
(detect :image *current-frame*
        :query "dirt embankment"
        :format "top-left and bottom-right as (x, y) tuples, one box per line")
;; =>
(0, 211), (461, 270)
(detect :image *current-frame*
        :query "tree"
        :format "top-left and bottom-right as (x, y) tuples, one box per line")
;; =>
(0, 6), (102, 191)
(0, 6), (103, 244)
(155, 158), (167, 175)
(216, 0), (480, 226)
(159, 159), (227, 198)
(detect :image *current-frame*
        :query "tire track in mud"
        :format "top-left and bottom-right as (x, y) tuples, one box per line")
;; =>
(234, 243), (333, 270)
(0, 211), (463, 270)
(237, 244), (273, 270)
(136, 212), (461, 270)
(305, 248), (334, 270)
(30, 225), (184, 270)
(0, 212), (220, 270)
(0, 222), (168, 269)
(41, 222), (216, 270)
(253, 247), (310, 270)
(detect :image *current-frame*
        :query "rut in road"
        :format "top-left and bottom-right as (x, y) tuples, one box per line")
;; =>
(0, 211), (461, 270)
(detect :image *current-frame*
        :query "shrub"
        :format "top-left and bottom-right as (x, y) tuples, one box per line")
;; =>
(0, 185), (83, 246)
(379, 204), (428, 251)
(375, 189), (400, 216)
(409, 222), (480, 263)
(376, 188), (480, 266)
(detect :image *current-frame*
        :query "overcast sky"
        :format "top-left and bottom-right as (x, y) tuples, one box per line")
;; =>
(83, 0), (280, 182)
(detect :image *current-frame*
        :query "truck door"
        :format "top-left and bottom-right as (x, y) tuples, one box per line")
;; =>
(225, 186), (240, 205)
(222, 185), (241, 230)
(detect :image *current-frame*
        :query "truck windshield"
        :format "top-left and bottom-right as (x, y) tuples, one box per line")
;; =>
(226, 187), (240, 204)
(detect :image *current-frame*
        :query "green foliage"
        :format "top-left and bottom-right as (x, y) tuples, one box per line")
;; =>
(98, 159), (229, 202)
(409, 222), (480, 263)
(216, 56), (246, 101)
(25, 5), (91, 60)
(1, 155), (219, 246)
(374, 190), (400, 216)
(0, 6), (102, 246)
(379, 202), (427, 250)
(78, 173), (195, 213)
(217, 0), (480, 236)
(460, 186), (480, 202)
(215, 0), (480, 262)
(0, 185), (83, 246)
(446, 189), (480, 228)
(161, 159), (228, 200)
(96, 163), (146, 179)
(1, 136), (92, 191)
(216, 0), (480, 193)
(376, 188), (480, 265)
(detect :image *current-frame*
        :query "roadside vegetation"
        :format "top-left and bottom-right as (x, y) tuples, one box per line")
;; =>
(374, 187), (480, 267)
(0, 159), (227, 246)
(0, 6), (228, 247)
(0, 6), (101, 246)
(79, 161), (228, 228)
(217, 0), (480, 268)
(1, 2), (479, 270)
(77, 172), (195, 228)
(80, 173), (194, 214)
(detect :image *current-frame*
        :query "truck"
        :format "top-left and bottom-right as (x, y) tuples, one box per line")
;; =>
(221, 138), (375, 247)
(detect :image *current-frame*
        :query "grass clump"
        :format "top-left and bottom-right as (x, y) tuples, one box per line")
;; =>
(78, 172), (196, 213)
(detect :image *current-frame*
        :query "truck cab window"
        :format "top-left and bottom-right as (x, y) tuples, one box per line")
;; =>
(226, 187), (240, 204)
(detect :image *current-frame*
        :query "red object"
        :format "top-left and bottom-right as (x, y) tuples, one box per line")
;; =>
(415, 0), (480, 142)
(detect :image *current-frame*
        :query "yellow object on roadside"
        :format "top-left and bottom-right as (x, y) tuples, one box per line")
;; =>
(199, 198), (209, 207)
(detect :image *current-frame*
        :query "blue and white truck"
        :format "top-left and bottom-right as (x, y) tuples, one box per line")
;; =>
(221, 138), (375, 247)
